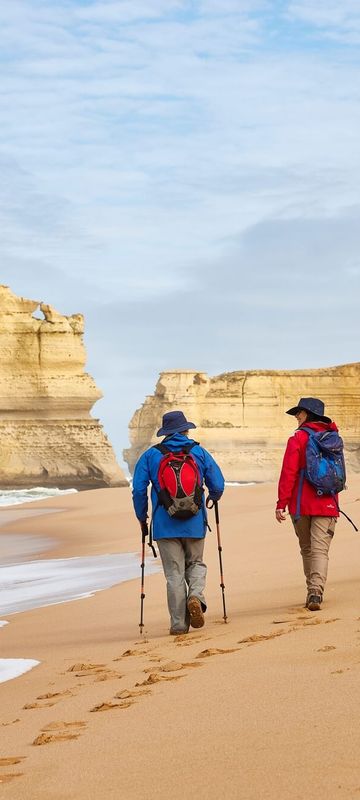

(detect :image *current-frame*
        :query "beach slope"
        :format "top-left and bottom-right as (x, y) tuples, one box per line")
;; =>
(1, 482), (360, 799)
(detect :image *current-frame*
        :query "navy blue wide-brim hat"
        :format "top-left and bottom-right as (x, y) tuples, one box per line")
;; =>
(157, 410), (196, 437)
(286, 397), (331, 424)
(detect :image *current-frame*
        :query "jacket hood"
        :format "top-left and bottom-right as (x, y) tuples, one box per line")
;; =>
(159, 432), (199, 449)
(298, 420), (338, 433)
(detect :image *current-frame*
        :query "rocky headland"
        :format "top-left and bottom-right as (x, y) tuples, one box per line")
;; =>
(124, 367), (360, 482)
(0, 285), (127, 488)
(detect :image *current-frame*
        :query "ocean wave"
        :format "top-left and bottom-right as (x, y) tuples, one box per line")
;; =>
(224, 481), (256, 487)
(0, 487), (78, 507)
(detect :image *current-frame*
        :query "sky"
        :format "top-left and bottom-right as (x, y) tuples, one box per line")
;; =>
(1, 0), (360, 470)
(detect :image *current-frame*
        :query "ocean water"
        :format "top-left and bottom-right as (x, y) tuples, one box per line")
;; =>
(0, 487), (78, 507)
(0, 552), (160, 684)
(0, 487), (160, 684)
(0, 552), (159, 616)
(0, 659), (40, 685)
(225, 481), (256, 487)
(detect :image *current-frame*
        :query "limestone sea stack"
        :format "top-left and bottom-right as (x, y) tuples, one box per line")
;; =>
(0, 285), (127, 489)
(124, 368), (360, 482)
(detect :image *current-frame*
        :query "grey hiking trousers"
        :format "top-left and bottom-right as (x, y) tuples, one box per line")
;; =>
(157, 537), (207, 633)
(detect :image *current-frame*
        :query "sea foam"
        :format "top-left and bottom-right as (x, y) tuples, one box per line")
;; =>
(0, 487), (77, 507)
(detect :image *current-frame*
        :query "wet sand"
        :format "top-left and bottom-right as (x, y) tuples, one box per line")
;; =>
(1, 482), (360, 798)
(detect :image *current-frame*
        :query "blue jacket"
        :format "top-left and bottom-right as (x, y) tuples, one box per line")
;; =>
(132, 433), (225, 540)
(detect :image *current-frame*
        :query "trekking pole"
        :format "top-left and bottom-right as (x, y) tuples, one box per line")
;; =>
(206, 498), (228, 623)
(139, 522), (147, 635)
(139, 521), (157, 635)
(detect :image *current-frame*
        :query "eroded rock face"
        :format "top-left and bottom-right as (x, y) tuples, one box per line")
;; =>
(124, 367), (360, 481)
(0, 285), (127, 488)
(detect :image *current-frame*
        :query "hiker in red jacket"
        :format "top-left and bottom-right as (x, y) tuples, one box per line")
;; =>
(276, 397), (339, 611)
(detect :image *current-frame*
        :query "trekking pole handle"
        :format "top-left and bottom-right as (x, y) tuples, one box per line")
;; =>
(206, 497), (220, 524)
(140, 520), (157, 558)
(140, 521), (149, 540)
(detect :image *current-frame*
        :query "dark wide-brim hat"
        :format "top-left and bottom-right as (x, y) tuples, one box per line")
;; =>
(286, 397), (331, 424)
(157, 410), (196, 437)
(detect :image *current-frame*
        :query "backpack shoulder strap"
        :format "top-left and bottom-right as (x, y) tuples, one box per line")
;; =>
(154, 443), (170, 455)
(299, 426), (316, 437)
(155, 441), (200, 456)
(294, 428), (313, 521)
(183, 442), (199, 454)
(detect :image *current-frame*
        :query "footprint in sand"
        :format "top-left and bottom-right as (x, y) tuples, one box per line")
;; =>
(161, 661), (202, 671)
(33, 721), (86, 745)
(93, 670), (124, 682)
(90, 701), (134, 712)
(0, 757), (26, 767)
(41, 721), (87, 731)
(317, 645), (336, 652)
(135, 672), (186, 686)
(175, 635), (209, 647)
(23, 687), (77, 708)
(67, 661), (123, 680)
(114, 649), (150, 660)
(143, 660), (184, 674)
(196, 647), (239, 658)
(272, 615), (329, 626)
(0, 719), (20, 727)
(143, 660), (201, 674)
(0, 773), (24, 784)
(37, 690), (73, 700)
(33, 732), (80, 745)
(67, 662), (114, 678)
(238, 632), (285, 645)
(294, 618), (322, 628)
(23, 701), (58, 710)
(67, 662), (106, 673)
(114, 688), (151, 699)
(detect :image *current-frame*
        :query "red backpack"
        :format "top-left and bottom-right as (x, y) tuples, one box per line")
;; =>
(154, 443), (203, 520)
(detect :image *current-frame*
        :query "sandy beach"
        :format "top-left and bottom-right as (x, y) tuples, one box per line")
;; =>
(1, 481), (360, 799)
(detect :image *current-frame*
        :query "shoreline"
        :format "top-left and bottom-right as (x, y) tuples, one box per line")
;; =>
(1, 482), (360, 798)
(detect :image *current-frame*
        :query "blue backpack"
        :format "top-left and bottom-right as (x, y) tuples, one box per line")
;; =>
(296, 426), (357, 530)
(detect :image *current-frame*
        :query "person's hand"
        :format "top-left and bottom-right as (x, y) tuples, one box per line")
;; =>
(275, 508), (287, 523)
(140, 520), (149, 537)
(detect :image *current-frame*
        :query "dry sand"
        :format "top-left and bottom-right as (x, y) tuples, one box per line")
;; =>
(1, 481), (360, 799)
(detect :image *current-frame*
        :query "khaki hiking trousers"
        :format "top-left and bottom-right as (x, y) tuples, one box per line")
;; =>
(291, 515), (337, 597)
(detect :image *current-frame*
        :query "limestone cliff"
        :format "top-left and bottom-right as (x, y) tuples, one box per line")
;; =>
(0, 285), (127, 488)
(124, 367), (360, 482)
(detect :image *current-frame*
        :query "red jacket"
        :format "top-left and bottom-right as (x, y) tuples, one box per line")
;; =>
(277, 421), (339, 517)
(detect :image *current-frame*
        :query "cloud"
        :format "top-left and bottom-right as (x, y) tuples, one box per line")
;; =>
(81, 206), (360, 459)
(1, 1), (360, 462)
(286, 1), (360, 42)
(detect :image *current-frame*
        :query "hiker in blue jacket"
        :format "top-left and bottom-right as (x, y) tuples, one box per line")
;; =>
(132, 410), (225, 635)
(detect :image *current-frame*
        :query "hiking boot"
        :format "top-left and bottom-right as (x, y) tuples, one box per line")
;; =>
(187, 596), (205, 629)
(169, 628), (188, 635)
(307, 594), (322, 611)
